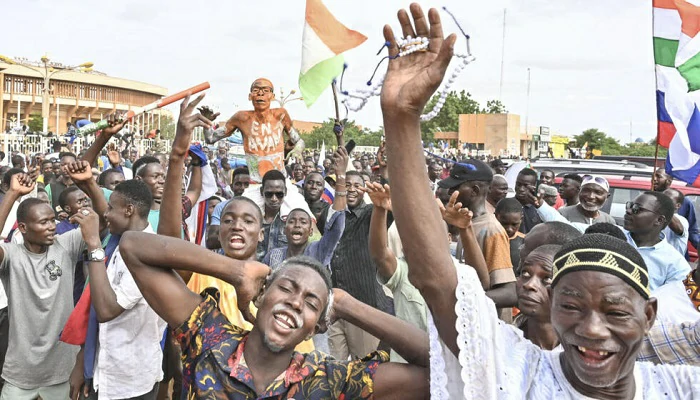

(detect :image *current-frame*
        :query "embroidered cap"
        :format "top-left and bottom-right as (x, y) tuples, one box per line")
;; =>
(552, 233), (650, 299)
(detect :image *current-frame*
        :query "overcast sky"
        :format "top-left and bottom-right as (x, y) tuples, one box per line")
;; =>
(5, 0), (655, 143)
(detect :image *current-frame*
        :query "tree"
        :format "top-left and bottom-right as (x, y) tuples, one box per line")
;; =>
(573, 128), (622, 155)
(27, 114), (42, 133)
(158, 115), (176, 140)
(482, 100), (508, 114)
(303, 119), (383, 149)
(420, 90), (481, 144)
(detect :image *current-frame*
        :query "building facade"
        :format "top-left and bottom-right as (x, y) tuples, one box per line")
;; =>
(0, 58), (167, 134)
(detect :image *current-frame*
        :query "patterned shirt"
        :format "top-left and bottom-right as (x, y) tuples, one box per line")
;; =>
(174, 290), (389, 399)
(638, 319), (700, 366)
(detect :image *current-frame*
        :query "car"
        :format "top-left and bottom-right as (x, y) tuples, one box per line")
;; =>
(553, 174), (700, 262)
(527, 158), (655, 177)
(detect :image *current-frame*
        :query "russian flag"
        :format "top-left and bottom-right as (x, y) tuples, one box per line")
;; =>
(654, 0), (700, 187)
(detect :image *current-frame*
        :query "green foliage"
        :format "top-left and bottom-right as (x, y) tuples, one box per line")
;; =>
(27, 114), (42, 133)
(574, 128), (667, 157)
(157, 115), (176, 140)
(419, 91), (507, 144)
(302, 119), (383, 149)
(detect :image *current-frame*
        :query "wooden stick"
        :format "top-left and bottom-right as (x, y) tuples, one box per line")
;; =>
(331, 83), (344, 148)
(652, 136), (660, 190)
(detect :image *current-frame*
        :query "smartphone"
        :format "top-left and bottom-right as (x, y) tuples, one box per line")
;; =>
(345, 139), (356, 154)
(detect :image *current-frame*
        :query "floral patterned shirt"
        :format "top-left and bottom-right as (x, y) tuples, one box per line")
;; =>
(174, 290), (388, 399)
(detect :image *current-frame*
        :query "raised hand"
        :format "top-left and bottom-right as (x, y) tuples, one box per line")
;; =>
(362, 182), (392, 211)
(380, 4), (456, 118)
(236, 261), (271, 324)
(175, 94), (213, 157)
(102, 113), (129, 137)
(9, 173), (36, 196)
(321, 288), (349, 332)
(62, 160), (93, 183)
(196, 105), (220, 122)
(332, 145), (350, 175)
(69, 207), (101, 246)
(438, 191), (472, 230)
(107, 143), (121, 166)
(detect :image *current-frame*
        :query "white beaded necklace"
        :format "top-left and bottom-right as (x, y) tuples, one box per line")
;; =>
(340, 8), (474, 121)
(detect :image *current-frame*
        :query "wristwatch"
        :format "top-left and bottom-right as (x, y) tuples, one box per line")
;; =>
(87, 248), (106, 262)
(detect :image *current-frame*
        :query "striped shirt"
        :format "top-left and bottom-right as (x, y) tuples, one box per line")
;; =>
(330, 203), (393, 312)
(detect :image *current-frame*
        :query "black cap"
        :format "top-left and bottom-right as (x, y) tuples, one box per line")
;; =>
(438, 159), (494, 189)
(490, 158), (505, 167)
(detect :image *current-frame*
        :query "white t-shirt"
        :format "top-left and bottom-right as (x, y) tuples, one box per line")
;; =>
(428, 265), (700, 399)
(93, 225), (166, 398)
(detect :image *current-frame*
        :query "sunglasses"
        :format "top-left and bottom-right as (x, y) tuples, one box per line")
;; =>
(264, 191), (285, 199)
(625, 201), (658, 215)
(581, 175), (608, 187)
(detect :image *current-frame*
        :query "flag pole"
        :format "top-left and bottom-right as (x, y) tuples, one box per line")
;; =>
(331, 82), (344, 148)
(652, 137), (660, 190)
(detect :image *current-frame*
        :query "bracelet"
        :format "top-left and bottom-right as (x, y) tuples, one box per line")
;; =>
(336, 175), (345, 180)
(335, 191), (347, 196)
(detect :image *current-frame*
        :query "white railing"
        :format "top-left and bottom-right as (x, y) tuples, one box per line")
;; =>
(0, 133), (172, 158)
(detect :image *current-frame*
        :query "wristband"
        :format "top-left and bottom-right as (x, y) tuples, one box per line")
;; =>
(336, 174), (345, 180)
(335, 191), (347, 196)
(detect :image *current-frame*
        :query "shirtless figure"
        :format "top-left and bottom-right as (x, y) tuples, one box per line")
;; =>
(201, 78), (304, 183)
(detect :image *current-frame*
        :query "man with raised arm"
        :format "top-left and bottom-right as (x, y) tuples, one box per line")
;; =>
(199, 78), (304, 184)
(381, 4), (697, 398)
(0, 171), (96, 399)
(119, 229), (431, 397)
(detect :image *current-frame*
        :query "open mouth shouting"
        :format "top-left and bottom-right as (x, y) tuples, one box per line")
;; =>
(229, 234), (246, 250)
(272, 307), (302, 333)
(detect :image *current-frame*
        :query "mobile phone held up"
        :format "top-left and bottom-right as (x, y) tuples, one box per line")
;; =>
(345, 139), (356, 154)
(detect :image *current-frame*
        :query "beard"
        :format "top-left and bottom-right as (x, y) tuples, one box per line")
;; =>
(580, 202), (601, 212)
(263, 334), (285, 353)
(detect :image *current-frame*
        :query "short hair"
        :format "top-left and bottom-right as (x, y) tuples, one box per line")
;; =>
(113, 180), (153, 219)
(2, 168), (24, 188)
(584, 222), (626, 241)
(526, 244), (562, 265)
(305, 171), (323, 183)
(518, 168), (538, 179)
(59, 152), (77, 162)
(17, 198), (49, 223)
(267, 255), (333, 325)
(97, 168), (124, 187)
(37, 187), (47, 195)
(495, 197), (523, 215)
(222, 196), (263, 226)
(233, 167), (250, 180)
(58, 186), (83, 210)
(261, 170), (286, 189)
(41, 159), (53, 167)
(643, 191), (675, 226)
(563, 173), (583, 184)
(664, 188), (685, 205)
(132, 156), (160, 177)
(11, 154), (23, 163)
(346, 170), (363, 182)
(541, 169), (555, 177)
(529, 221), (583, 246)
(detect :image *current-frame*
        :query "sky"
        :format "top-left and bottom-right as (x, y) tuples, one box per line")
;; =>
(4, 0), (655, 144)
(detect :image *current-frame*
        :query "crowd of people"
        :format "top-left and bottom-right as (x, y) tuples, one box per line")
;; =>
(0, 4), (697, 399)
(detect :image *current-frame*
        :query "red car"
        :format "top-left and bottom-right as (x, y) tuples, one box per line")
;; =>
(554, 175), (700, 262)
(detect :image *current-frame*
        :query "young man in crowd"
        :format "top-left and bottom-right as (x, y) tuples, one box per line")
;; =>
(204, 166), (250, 249)
(538, 169), (563, 209)
(558, 173), (582, 207)
(381, 5), (695, 397)
(120, 221), (430, 397)
(68, 173), (164, 399)
(495, 197), (526, 276)
(303, 171), (332, 234)
(0, 171), (92, 398)
(264, 148), (348, 269)
(514, 168), (543, 234)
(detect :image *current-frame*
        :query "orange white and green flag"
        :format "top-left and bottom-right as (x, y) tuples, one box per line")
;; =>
(299, 0), (366, 107)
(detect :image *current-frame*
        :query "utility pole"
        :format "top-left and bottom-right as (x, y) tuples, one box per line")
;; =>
(525, 68), (531, 157)
(499, 9), (507, 101)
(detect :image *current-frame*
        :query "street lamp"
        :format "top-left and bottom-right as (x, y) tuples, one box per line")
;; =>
(275, 88), (303, 107)
(0, 54), (94, 133)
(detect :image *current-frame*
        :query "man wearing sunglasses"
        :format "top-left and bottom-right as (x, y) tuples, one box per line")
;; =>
(622, 192), (691, 290)
(258, 170), (288, 260)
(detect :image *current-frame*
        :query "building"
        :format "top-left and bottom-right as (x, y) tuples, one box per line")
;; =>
(292, 120), (323, 134)
(0, 57), (167, 134)
(456, 113), (521, 157)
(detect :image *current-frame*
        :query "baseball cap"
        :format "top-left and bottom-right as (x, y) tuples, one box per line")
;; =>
(538, 184), (558, 197)
(581, 174), (609, 192)
(438, 159), (494, 189)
